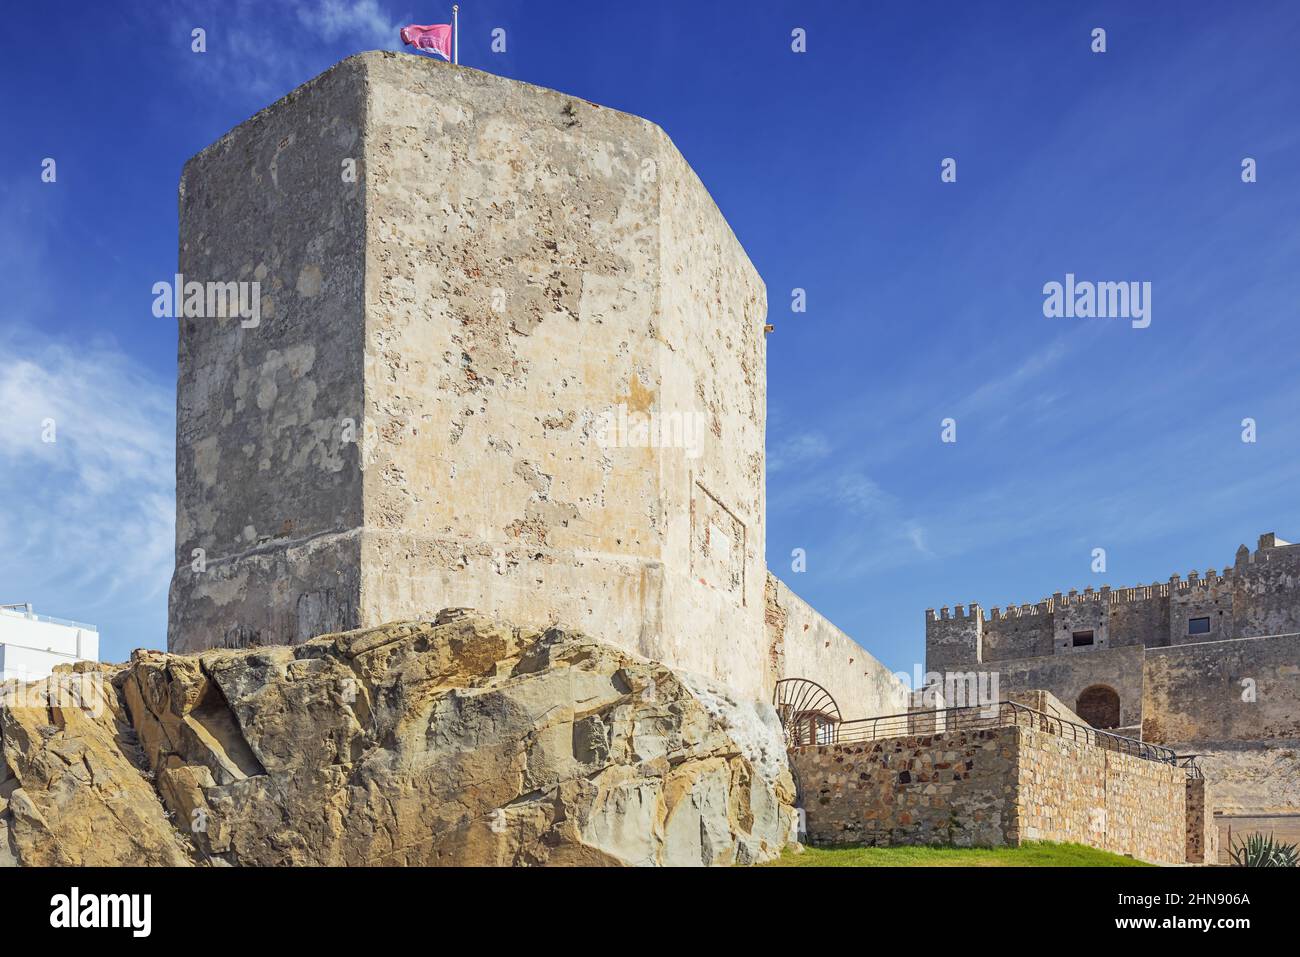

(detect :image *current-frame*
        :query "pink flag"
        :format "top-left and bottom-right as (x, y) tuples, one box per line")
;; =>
(400, 23), (453, 60)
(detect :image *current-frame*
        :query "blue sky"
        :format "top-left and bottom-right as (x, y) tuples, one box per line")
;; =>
(1, 1), (1298, 674)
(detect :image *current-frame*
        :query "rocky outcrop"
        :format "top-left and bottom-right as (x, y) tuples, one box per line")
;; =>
(0, 665), (192, 866)
(0, 610), (796, 866)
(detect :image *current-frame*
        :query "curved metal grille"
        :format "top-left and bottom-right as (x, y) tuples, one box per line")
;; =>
(773, 678), (841, 747)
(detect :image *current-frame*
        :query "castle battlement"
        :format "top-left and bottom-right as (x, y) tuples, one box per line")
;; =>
(924, 531), (1300, 748)
(926, 533), (1296, 624)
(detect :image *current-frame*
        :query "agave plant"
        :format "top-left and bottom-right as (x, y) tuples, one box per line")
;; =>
(1229, 832), (1300, 867)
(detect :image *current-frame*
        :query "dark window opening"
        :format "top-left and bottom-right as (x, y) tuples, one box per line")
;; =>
(1071, 630), (1095, 647)
(1188, 617), (1211, 635)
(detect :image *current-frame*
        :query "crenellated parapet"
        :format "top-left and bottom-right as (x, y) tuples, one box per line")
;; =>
(925, 532), (1300, 670)
(973, 568), (1239, 623)
(924, 603), (983, 622)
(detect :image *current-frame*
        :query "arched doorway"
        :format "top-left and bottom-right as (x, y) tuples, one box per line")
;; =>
(1076, 685), (1121, 729)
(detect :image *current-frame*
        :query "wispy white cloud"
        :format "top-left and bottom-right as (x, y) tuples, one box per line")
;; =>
(165, 0), (405, 103)
(303, 0), (399, 45)
(0, 329), (174, 613)
(954, 337), (1072, 417)
(834, 473), (888, 516)
(767, 430), (831, 473)
(768, 339), (1076, 576)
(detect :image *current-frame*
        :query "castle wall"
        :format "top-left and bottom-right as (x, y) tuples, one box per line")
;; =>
(1230, 538), (1300, 637)
(926, 534), (1300, 725)
(1169, 577), (1233, 645)
(928, 536), (1300, 673)
(988, 646), (1147, 729)
(924, 605), (984, 673)
(1014, 726), (1187, 865)
(1185, 777), (1218, 864)
(169, 58), (370, 652)
(1174, 742), (1300, 816)
(168, 52), (779, 701)
(924, 536), (1300, 838)
(980, 611), (1053, 660)
(1107, 591), (1170, 648)
(1143, 633), (1300, 827)
(790, 725), (1189, 863)
(1142, 634), (1300, 743)
(765, 574), (908, 719)
(652, 108), (769, 693)
(355, 54), (768, 696)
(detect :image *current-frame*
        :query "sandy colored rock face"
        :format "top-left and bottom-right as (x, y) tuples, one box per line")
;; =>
(0, 666), (192, 866)
(1, 611), (795, 866)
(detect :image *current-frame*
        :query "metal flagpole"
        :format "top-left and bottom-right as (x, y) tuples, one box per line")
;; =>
(453, 5), (459, 64)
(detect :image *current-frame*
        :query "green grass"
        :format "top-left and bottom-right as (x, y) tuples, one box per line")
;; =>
(764, 841), (1153, 867)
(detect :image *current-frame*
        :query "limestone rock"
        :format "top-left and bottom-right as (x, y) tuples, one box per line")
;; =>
(0, 611), (795, 866)
(0, 665), (192, 866)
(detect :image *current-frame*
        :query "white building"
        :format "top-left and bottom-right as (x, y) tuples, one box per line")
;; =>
(0, 603), (100, 682)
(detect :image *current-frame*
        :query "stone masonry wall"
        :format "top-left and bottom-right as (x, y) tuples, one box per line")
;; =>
(791, 725), (1188, 863)
(766, 574), (909, 719)
(1143, 634), (1300, 744)
(1142, 632), (1300, 827)
(1015, 726), (1186, 864)
(988, 645), (1146, 729)
(357, 53), (768, 697)
(790, 728), (1019, 848)
(169, 56), (369, 651)
(1165, 740), (1300, 816)
(1185, 778), (1218, 864)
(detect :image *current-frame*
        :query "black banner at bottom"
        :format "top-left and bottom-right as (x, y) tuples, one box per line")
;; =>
(0, 863), (1287, 943)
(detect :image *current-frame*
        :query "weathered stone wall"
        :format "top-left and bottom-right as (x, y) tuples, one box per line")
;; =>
(169, 57), (370, 652)
(1004, 689), (1086, 725)
(924, 605), (984, 674)
(170, 52), (775, 701)
(1185, 777), (1218, 864)
(1015, 726), (1186, 864)
(984, 645), (1146, 729)
(1232, 535), (1300, 637)
(980, 604), (1054, 660)
(1140, 630), (1300, 827)
(1161, 740), (1300, 814)
(1143, 634), (1300, 743)
(791, 724), (1188, 863)
(765, 574), (909, 718)
(790, 728), (1019, 848)
(357, 53), (768, 696)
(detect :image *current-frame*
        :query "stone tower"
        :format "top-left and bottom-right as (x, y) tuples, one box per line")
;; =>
(168, 52), (771, 698)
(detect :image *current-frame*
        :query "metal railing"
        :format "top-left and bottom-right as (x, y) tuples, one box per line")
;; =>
(1177, 754), (1204, 779)
(789, 700), (1180, 766)
(0, 604), (98, 632)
